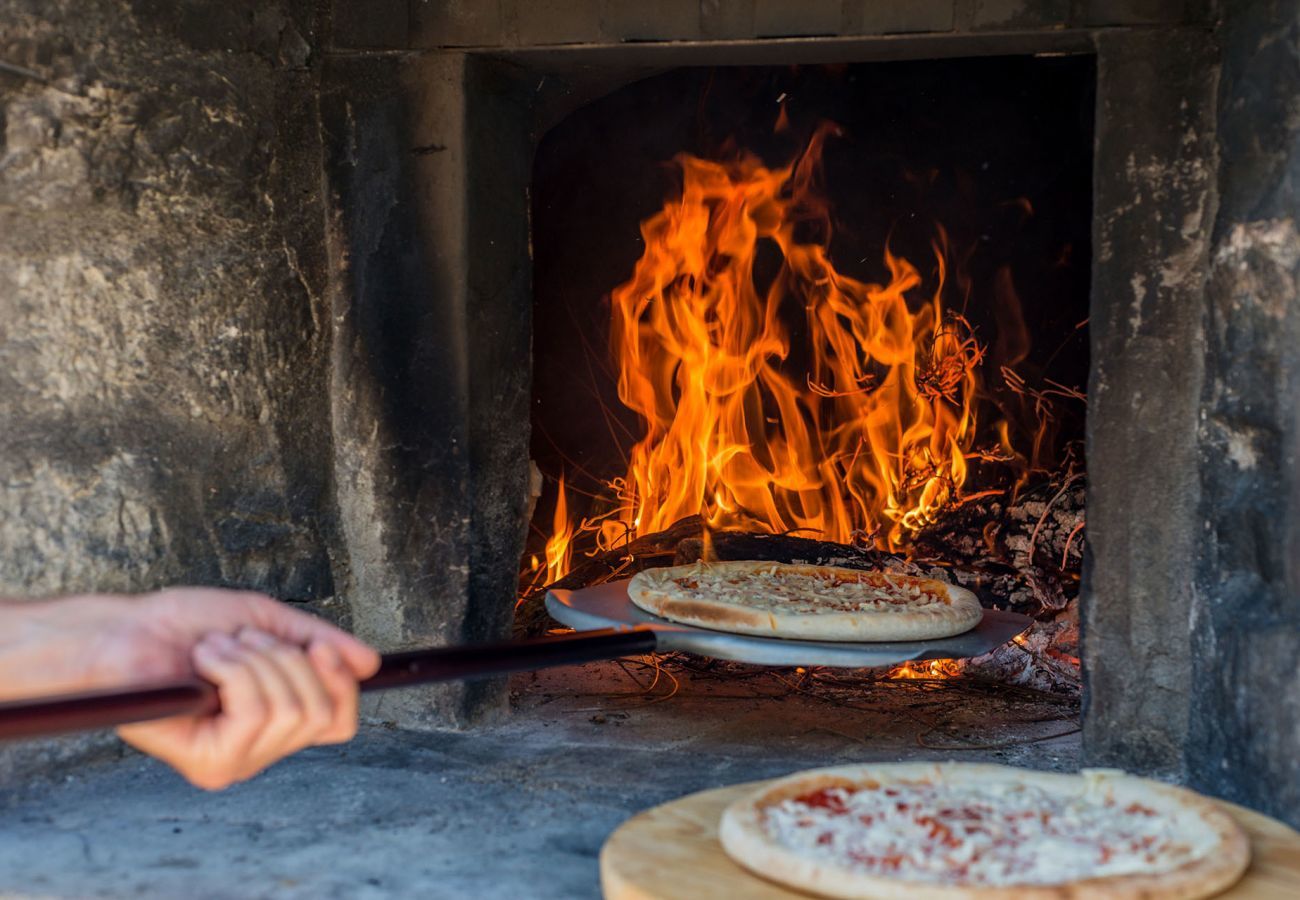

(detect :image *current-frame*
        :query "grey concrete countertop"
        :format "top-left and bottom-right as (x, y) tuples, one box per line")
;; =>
(0, 662), (1080, 898)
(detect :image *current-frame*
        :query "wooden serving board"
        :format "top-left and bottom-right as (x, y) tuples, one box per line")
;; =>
(601, 779), (1300, 899)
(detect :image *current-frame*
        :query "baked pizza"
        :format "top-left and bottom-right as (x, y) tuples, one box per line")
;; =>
(627, 561), (982, 641)
(719, 763), (1250, 900)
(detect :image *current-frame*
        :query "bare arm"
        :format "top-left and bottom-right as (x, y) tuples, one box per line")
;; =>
(0, 589), (379, 790)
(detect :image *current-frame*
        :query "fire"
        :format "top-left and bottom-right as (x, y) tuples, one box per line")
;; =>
(591, 125), (980, 555)
(544, 474), (575, 584)
(887, 658), (966, 680)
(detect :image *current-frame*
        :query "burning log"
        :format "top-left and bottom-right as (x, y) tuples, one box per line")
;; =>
(671, 532), (918, 573)
(515, 519), (941, 637)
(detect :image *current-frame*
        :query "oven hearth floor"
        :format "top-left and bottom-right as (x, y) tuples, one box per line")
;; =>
(0, 661), (1079, 899)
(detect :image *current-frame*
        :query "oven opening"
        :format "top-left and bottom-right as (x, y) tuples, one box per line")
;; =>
(517, 55), (1093, 697)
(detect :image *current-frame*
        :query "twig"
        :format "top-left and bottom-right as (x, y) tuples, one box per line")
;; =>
(1028, 472), (1083, 565)
(0, 59), (51, 85)
(613, 657), (651, 690)
(1061, 519), (1086, 569)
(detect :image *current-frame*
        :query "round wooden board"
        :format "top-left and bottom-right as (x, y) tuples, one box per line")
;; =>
(601, 778), (1300, 899)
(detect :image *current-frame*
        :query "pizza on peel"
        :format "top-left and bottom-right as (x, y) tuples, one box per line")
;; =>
(718, 763), (1250, 900)
(627, 561), (982, 641)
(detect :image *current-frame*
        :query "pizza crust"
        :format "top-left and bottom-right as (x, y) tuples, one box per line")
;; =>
(718, 763), (1251, 900)
(628, 561), (982, 642)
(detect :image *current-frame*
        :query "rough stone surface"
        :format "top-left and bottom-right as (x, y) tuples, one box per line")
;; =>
(318, 52), (477, 729)
(959, 0), (1069, 30)
(331, 0), (408, 49)
(700, 0), (758, 39)
(1073, 0), (1198, 26)
(1082, 29), (1218, 777)
(0, 665), (1081, 898)
(0, 0), (350, 766)
(0, 0), (336, 602)
(511, 0), (607, 45)
(845, 0), (956, 33)
(1190, 0), (1300, 828)
(753, 0), (844, 36)
(408, 0), (498, 48)
(317, 50), (534, 727)
(603, 0), (704, 41)
(400, 0), (1209, 50)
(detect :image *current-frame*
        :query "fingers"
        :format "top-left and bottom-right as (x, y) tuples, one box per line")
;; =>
(240, 596), (380, 680)
(120, 631), (272, 791)
(243, 631), (335, 740)
(231, 629), (325, 762)
(146, 587), (380, 680)
(191, 632), (267, 765)
(120, 629), (366, 791)
(308, 641), (361, 744)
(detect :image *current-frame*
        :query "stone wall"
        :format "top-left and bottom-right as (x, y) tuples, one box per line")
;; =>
(1189, 0), (1300, 827)
(0, 0), (532, 750)
(1082, 0), (1300, 830)
(1080, 28), (1218, 776)
(3, 0), (1298, 824)
(0, 0), (339, 773)
(1, 0), (335, 602)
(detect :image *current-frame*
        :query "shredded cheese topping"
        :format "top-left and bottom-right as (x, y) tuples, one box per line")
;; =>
(652, 562), (952, 615)
(762, 779), (1215, 886)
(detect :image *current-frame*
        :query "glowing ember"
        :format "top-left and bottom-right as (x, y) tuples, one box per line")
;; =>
(886, 658), (966, 680)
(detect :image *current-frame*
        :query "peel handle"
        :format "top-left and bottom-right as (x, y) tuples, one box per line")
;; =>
(363, 627), (658, 689)
(0, 627), (659, 740)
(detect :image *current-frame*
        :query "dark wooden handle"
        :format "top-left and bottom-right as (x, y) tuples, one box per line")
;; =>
(0, 628), (659, 740)
(364, 627), (658, 690)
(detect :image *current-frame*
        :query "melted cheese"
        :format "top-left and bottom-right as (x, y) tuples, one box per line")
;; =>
(655, 562), (950, 616)
(762, 779), (1216, 886)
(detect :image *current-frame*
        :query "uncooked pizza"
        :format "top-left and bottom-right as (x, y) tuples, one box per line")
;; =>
(719, 763), (1250, 900)
(627, 561), (982, 641)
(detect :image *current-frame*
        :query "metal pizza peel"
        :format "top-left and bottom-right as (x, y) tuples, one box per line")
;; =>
(546, 578), (1031, 668)
(0, 579), (1030, 740)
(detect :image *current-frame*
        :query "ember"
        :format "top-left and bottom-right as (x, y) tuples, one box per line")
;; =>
(887, 659), (965, 681)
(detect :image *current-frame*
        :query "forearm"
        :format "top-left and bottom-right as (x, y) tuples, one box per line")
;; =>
(0, 594), (150, 700)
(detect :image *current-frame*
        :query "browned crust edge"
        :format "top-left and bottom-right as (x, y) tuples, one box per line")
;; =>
(718, 763), (1251, 900)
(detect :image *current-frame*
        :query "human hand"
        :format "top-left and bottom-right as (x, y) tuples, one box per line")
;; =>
(0, 588), (379, 789)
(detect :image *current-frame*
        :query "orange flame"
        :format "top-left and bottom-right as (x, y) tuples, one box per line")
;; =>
(544, 475), (574, 583)
(596, 126), (981, 553)
(887, 658), (965, 680)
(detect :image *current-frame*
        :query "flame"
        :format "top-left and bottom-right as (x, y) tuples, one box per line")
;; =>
(544, 475), (575, 583)
(887, 658), (965, 680)
(595, 126), (981, 553)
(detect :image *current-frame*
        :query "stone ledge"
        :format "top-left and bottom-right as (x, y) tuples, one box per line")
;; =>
(387, 0), (1205, 52)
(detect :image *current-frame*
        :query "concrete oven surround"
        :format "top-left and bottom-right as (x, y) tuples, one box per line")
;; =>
(0, 0), (1296, 827)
